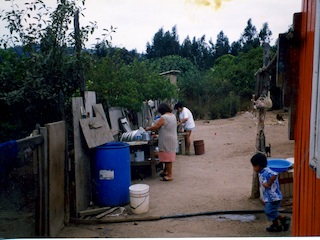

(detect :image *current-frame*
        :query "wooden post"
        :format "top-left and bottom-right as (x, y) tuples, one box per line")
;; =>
(251, 43), (271, 199)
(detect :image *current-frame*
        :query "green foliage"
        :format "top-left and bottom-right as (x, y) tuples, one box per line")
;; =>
(148, 55), (202, 101)
(86, 52), (176, 111)
(146, 26), (180, 59)
(0, 0), (98, 142)
(240, 18), (261, 52)
(259, 23), (272, 44)
(214, 31), (230, 59)
(208, 47), (263, 99)
(180, 35), (215, 70)
(209, 94), (241, 119)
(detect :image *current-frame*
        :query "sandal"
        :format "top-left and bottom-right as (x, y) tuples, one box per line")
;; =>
(159, 172), (168, 177)
(160, 176), (173, 181)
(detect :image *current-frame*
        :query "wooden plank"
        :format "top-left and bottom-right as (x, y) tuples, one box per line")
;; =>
(72, 97), (91, 215)
(108, 107), (123, 132)
(39, 127), (49, 236)
(80, 117), (113, 148)
(95, 207), (118, 219)
(45, 121), (65, 237)
(16, 135), (44, 150)
(33, 138), (40, 236)
(84, 91), (96, 118)
(92, 104), (114, 141)
(79, 207), (111, 217)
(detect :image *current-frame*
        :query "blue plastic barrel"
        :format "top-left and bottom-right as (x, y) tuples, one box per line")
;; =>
(93, 142), (131, 207)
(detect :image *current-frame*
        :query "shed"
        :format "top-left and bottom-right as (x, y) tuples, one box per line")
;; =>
(159, 70), (181, 85)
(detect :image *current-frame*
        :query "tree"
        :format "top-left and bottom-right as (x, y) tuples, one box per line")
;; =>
(259, 22), (273, 44)
(214, 31), (230, 59)
(180, 35), (214, 70)
(146, 26), (180, 59)
(0, 0), (98, 141)
(230, 40), (241, 56)
(240, 19), (260, 52)
(87, 53), (176, 111)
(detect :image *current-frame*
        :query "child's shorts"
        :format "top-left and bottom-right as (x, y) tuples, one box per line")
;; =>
(264, 200), (282, 221)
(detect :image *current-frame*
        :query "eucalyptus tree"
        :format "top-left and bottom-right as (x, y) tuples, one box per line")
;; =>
(214, 31), (230, 60)
(258, 22), (273, 44)
(230, 40), (242, 56)
(180, 35), (214, 70)
(146, 26), (180, 59)
(240, 18), (260, 52)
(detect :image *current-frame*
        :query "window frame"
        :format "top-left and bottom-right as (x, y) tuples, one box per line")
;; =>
(309, 0), (320, 178)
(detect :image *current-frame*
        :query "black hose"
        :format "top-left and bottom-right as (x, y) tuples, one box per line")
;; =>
(70, 209), (292, 225)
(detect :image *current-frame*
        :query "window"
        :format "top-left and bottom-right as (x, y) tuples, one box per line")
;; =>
(309, 0), (320, 178)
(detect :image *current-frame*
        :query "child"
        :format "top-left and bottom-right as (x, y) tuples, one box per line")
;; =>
(250, 153), (291, 232)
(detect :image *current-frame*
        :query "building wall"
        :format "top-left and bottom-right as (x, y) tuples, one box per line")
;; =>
(293, 0), (320, 236)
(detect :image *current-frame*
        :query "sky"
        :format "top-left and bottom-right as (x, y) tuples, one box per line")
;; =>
(1, 0), (302, 53)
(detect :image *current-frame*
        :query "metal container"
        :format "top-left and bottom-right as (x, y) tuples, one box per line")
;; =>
(141, 131), (152, 141)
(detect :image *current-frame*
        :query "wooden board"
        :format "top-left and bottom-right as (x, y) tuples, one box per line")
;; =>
(39, 127), (49, 236)
(45, 121), (66, 237)
(84, 91), (96, 118)
(108, 107), (123, 132)
(79, 117), (113, 149)
(92, 104), (114, 141)
(72, 97), (91, 216)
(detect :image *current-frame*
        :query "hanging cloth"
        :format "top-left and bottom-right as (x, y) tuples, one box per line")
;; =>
(0, 140), (19, 185)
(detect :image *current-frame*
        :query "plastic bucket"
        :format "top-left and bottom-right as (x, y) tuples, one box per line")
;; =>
(194, 140), (205, 155)
(94, 142), (131, 207)
(129, 184), (149, 214)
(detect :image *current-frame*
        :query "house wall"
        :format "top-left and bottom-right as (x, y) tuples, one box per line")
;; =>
(293, 0), (320, 236)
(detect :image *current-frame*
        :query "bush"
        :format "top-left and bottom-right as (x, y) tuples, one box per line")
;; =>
(209, 94), (240, 119)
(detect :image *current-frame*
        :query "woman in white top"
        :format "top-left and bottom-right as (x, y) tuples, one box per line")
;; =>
(174, 102), (195, 155)
(146, 103), (177, 181)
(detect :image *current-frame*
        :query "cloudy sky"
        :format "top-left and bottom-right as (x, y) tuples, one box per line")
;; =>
(1, 0), (301, 53)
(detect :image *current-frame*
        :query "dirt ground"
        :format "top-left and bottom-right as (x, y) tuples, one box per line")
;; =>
(58, 110), (295, 238)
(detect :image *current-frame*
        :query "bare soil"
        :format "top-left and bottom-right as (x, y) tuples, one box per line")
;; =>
(58, 110), (295, 238)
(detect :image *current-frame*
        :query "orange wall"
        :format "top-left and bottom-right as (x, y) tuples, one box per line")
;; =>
(293, 0), (320, 236)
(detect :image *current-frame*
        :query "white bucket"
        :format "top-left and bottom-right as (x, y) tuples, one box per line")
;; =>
(129, 184), (149, 214)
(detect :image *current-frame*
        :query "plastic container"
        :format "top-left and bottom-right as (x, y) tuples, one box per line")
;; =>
(134, 150), (144, 162)
(194, 140), (205, 155)
(93, 142), (131, 207)
(267, 158), (293, 172)
(129, 184), (149, 214)
(286, 157), (294, 167)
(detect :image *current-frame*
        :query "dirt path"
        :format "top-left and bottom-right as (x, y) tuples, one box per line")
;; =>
(58, 110), (295, 238)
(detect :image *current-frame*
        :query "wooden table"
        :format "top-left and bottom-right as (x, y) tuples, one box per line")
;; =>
(178, 132), (187, 155)
(126, 139), (158, 178)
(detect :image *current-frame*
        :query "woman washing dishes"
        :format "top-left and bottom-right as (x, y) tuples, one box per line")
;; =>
(174, 102), (195, 155)
(145, 103), (177, 181)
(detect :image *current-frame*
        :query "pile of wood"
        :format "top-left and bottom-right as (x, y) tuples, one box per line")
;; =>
(78, 206), (127, 220)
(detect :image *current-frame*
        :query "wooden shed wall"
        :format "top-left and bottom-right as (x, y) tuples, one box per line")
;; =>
(292, 0), (320, 236)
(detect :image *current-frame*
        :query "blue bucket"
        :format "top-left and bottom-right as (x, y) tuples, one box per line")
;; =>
(93, 142), (131, 207)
